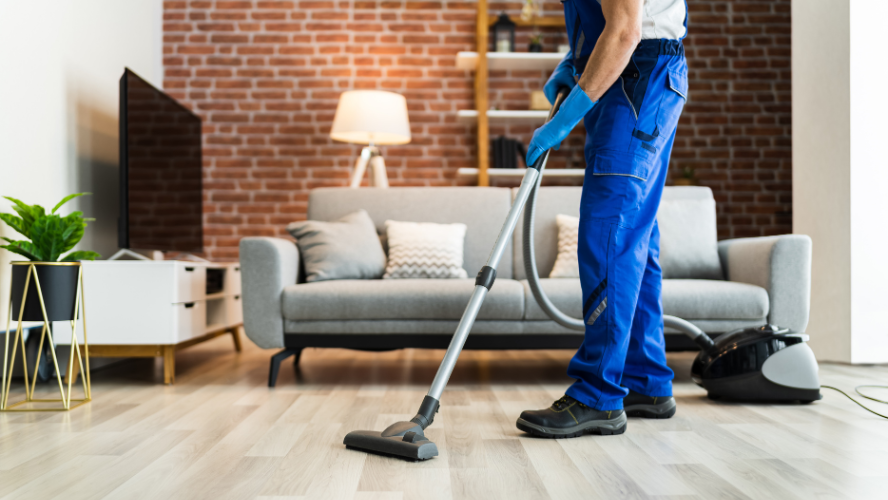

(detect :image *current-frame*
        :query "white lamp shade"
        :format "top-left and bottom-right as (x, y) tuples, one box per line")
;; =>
(330, 90), (411, 145)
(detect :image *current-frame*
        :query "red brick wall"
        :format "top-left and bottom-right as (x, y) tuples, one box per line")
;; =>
(679, 0), (792, 239)
(162, 0), (791, 259)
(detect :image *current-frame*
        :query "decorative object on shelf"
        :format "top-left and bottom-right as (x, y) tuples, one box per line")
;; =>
(558, 44), (571, 54)
(0, 192), (100, 411)
(471, 1), (566, 186)
(673, 166), (697, 186)
(492, 12), (515, 53)
(492, 136), (526, 169)
(330, 90), (411, 189)
(528, 33), (543, 52)
(530, 90), (551, 110)
(520, 0), (541, 22)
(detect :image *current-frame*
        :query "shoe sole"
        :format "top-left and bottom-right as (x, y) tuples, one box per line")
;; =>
(624, 398), (677, 419)
(515, 412), (628, 439)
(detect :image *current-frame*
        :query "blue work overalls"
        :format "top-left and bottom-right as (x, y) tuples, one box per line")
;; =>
(562, 0), (689, 410)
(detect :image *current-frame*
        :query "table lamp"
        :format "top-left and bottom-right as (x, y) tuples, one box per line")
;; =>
(330, 90), (411, 188)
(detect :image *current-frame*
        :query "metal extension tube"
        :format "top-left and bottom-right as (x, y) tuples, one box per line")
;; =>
(423, 90), (570, 404)
(427, 167), (541, 401)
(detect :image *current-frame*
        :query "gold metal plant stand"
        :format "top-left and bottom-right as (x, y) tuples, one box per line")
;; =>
(1, 262), (91, 411)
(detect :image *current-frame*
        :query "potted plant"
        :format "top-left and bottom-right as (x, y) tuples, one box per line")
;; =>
(1, 193), (100, 322)
(529, 33), (543, 53)
(673, 166), (696, 186)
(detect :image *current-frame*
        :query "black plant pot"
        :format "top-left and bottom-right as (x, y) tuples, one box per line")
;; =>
(10, 263), (80, 322)
(529, 43), (543, 53)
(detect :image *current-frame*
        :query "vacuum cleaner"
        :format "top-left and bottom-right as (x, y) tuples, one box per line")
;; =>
(342, 89), (823, 461)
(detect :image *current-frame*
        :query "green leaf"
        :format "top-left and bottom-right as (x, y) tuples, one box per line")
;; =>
(29, 215), (66, 262)
(3, 196), (42, 235)
(2, 194), (98, 262)
(51, 192), (90, 214)
(0, 239), (41, 261)
(60, 211), (86, 254)
(61, 250), (101, 261)
(0, 213), (28, 237)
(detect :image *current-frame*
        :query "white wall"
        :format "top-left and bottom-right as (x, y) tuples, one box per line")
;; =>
(0, 0), (163, 329)
(793, 0), (888, 363)
(848, 2), (888, 363)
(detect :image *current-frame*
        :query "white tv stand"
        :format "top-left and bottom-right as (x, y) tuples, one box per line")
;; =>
(55, 260), (242, 384)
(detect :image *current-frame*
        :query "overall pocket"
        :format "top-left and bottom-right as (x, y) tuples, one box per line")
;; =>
(584, 150), (648, 228)
(654, 66), (688, 138)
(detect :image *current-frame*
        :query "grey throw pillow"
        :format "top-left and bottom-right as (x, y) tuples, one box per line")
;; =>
(657, 198), (724, 280)
(286, 209), (386, 282)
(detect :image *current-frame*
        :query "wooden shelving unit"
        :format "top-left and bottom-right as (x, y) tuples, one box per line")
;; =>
(468, 2), (566, 186)
(456, 51), (564, 71)
(457, 167), (584, 182)
(456, 109), (549, 124)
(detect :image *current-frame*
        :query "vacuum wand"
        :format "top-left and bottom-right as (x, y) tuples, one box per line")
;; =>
(343, 90), (570, 461)
(425, 89), (569, 403)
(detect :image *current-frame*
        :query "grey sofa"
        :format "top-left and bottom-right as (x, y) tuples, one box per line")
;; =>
(240, 186), (812, 386)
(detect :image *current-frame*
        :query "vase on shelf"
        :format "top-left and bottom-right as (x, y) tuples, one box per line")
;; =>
(529, 34), (543, 53)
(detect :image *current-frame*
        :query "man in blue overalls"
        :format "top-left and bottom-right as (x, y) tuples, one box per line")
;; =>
(517, 0), (688, 438)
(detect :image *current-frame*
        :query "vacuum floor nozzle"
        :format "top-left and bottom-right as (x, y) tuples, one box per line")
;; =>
(343, 429), (438, 461)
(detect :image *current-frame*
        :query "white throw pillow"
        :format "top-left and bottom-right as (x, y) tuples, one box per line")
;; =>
(383, 220), (469, 279)
(549, 214), (580, 278)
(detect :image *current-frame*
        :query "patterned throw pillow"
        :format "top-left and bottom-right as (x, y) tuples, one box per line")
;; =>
(549, 214), (580, 278)
(383, 220), (469, 279)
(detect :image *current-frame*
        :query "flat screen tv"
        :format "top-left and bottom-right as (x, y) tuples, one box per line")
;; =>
(118, 68), (203, 253)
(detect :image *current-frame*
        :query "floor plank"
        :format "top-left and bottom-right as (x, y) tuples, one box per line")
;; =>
(0, 337), (884, 500)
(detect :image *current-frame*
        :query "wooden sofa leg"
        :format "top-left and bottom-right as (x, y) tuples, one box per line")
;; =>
(268, 348), (301, 388)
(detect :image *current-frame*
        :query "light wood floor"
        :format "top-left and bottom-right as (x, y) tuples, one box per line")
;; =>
(1, 335), (887, 500)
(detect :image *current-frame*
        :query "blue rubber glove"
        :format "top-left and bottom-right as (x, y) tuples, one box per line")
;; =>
(544, 51), (577, 105)
(526, 85), (597, 167)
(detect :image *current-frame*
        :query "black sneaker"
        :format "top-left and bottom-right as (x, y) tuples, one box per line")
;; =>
(516, 395), (627, 438)
(623, 389), (676, 419)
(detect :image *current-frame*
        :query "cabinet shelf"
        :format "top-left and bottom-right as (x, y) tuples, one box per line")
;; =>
(457, 109), (549, 123)
(456, 51), (565, 71)
(457, 168), (585, 180)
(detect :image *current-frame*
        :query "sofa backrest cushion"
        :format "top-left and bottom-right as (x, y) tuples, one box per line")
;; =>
(308, 187), (514, 279)
(659, 187), (723, 280)
(512, 187), (581, 280)
(512, 185), (723, 280)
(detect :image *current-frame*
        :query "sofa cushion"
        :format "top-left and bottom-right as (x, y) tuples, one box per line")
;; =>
(513, 187), (581, 280)
(549, 214), (580, 278)
(286, 209), (386, 282)
(521, 279), (583, 320)
(383, 220), (468, 279)
(512, 186), (724, 281)
(282, 279), (525, 321)
(658, 187), (723, 280)
(663, 279), (769, 320)
(308, 187), (513, 279)
(520, 278), (769, 321)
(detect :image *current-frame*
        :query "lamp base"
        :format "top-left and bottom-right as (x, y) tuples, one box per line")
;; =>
(349, 146), (389, 188)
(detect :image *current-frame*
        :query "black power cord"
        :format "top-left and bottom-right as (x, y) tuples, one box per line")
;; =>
(820, 385), (888, 419)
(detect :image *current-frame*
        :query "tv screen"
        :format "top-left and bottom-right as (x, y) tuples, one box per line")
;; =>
(119, 68), (203, 253)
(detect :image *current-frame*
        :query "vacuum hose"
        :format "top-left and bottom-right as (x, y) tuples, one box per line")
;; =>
(521, 89), (716, 351)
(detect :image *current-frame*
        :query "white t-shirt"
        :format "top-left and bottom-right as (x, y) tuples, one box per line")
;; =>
(640, 0), (687, 40)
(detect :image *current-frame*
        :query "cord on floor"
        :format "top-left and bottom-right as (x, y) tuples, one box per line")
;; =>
(820, 385), (888, 419)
